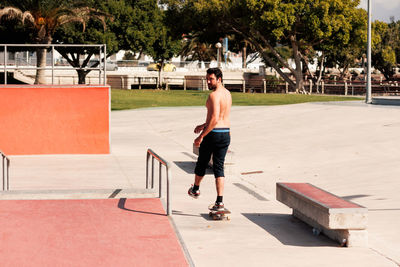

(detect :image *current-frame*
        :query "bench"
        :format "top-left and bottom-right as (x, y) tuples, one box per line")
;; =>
(276, 182), (368, 247)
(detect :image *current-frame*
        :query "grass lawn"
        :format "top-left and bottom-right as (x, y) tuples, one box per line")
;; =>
(111, 89), (363, 110)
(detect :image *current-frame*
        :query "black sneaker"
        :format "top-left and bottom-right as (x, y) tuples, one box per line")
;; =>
(210, 202), (224, 211)
(188, 185), (200, 199)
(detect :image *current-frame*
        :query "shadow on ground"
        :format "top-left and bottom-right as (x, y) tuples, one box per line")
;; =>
(340, 194), (371, 201)
(172, 210), (203, 217)
(174, 161), (213, 175)
(118, 198), (166, 216)
(242, 213), (338, 247)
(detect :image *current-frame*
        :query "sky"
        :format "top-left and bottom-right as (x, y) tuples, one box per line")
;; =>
(359, 0), (400, 22)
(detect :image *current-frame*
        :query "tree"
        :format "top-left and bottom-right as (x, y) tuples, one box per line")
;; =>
(0, 0), (105, 84)
(54, 0), (161, 84)
(0, 11), (33, 44)
(371, 19), (400, 79)
(317, 7), (367, 82)
(180, 33), (217, 64)
(146, 8), (181, 88)
(180, 34), (244, 67)
(165, 0), (364, 93)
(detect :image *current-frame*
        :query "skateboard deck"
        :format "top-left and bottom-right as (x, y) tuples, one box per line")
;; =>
(208, 204), (231, 220)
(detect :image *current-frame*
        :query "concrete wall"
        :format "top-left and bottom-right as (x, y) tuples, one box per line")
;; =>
(0, 85), (110, 155)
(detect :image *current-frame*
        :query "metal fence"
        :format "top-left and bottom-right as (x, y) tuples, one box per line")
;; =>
(146, 148), (172, 216)
(0, 44), (107, 85)
(1, 151), (10, 191)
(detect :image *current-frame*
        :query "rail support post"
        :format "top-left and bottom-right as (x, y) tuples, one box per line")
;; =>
(146, 149), (172, 216)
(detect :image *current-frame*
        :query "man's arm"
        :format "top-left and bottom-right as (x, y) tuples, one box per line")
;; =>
(194, 123), (206, 134)
(194, 93), (220, 147)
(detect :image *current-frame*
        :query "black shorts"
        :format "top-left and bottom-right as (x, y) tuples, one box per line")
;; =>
(195, 128), (231, 178)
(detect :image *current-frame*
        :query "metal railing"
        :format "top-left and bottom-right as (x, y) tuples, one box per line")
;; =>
(146, 148), (172, 215)
(0, 151), (10, 191)
(1, 44), (107, 85)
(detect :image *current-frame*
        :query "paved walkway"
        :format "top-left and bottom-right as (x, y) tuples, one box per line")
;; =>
(6, 101), (400, 266)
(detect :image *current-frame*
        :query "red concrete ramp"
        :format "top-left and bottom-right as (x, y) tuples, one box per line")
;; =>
(0, 198), (188, 267)
(0, 85), (110, 155)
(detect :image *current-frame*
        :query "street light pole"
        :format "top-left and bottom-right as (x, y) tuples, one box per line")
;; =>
(366, 0), (372, 104)
(215, 42), (222, 68)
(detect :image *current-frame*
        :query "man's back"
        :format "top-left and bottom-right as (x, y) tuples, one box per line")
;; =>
(210, 87), (232, 128)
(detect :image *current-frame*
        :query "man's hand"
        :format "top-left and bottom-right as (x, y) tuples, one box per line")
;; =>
(194, 135), (203, 147)
(194, 124), (205, 134)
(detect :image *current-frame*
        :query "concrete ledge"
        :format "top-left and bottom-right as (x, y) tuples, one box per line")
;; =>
(372, 96), (400, 106)
(293, 209), (368, 247)
(276, 182), (368, 247)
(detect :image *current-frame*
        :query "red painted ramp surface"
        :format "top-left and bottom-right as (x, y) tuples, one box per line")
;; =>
(281, 183), (362, 209)
(0, 198), (188, 267)
(0, 85), (110, 155)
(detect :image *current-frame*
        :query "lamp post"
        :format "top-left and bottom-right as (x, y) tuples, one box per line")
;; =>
(366, 0), (372, 104)
(215, 42), (222, 68)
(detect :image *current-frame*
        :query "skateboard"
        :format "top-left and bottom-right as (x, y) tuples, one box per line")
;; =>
(208, 204), (231, 220)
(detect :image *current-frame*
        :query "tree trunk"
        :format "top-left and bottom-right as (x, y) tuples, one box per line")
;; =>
(242, 45), (247, 68)
(259, 50), (295, 89)
(316, 51), (325, 93)
(341, 65), (349, 80)
(157, 60), (164, 89)
(290, 36), (306, 93)
(34, 48), (47, 84)
(230, 26), (298, 91)
(302, 56), (314, 80)
(294, 70), (305, 94)
(77, 69), (87, 84)
(34, 33), (52, 84)
(57, 50), (96, 85)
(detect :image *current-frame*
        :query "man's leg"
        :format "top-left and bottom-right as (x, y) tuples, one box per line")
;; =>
(212, 132), (230, 206)
(190, 136), (212, 198)
(188, 174), (204, 198)
(215, 176), (224, 200)
(194, 174), (204, 187)
(213, 164), (226, 205)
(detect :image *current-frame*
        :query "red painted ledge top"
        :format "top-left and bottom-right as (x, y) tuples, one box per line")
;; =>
(280, 183), (362, 209)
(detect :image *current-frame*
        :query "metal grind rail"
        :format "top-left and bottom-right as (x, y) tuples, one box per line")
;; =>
(0, 151), (10, 191)
(146, 148), (172, 216)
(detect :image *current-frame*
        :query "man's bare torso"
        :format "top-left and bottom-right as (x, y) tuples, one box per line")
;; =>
(206, 87), (232, 128)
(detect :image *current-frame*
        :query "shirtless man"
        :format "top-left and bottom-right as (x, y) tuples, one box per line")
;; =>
(188, 68), (232, 211)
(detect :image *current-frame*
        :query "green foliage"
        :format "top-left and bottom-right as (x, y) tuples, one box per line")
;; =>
(0, 0), (108, 83)
(371, 19), (400, 79)
(0, 0), (105, 44)
(322, 7), (367, 76)
(0, 16), (34, 44)
(54, 0), (159, 56)
(52, 0), (165, 83)
(145, 9), (181, 62)
(180, 33), (217, 62)
(165, 0), (365, 92)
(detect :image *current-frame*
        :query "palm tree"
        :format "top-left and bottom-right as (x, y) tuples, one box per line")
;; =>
(180, 34), (217, 67)
(0, 0), (105, 84)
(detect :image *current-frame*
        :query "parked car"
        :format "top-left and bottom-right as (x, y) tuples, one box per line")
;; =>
(147, 63), (176, 72)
